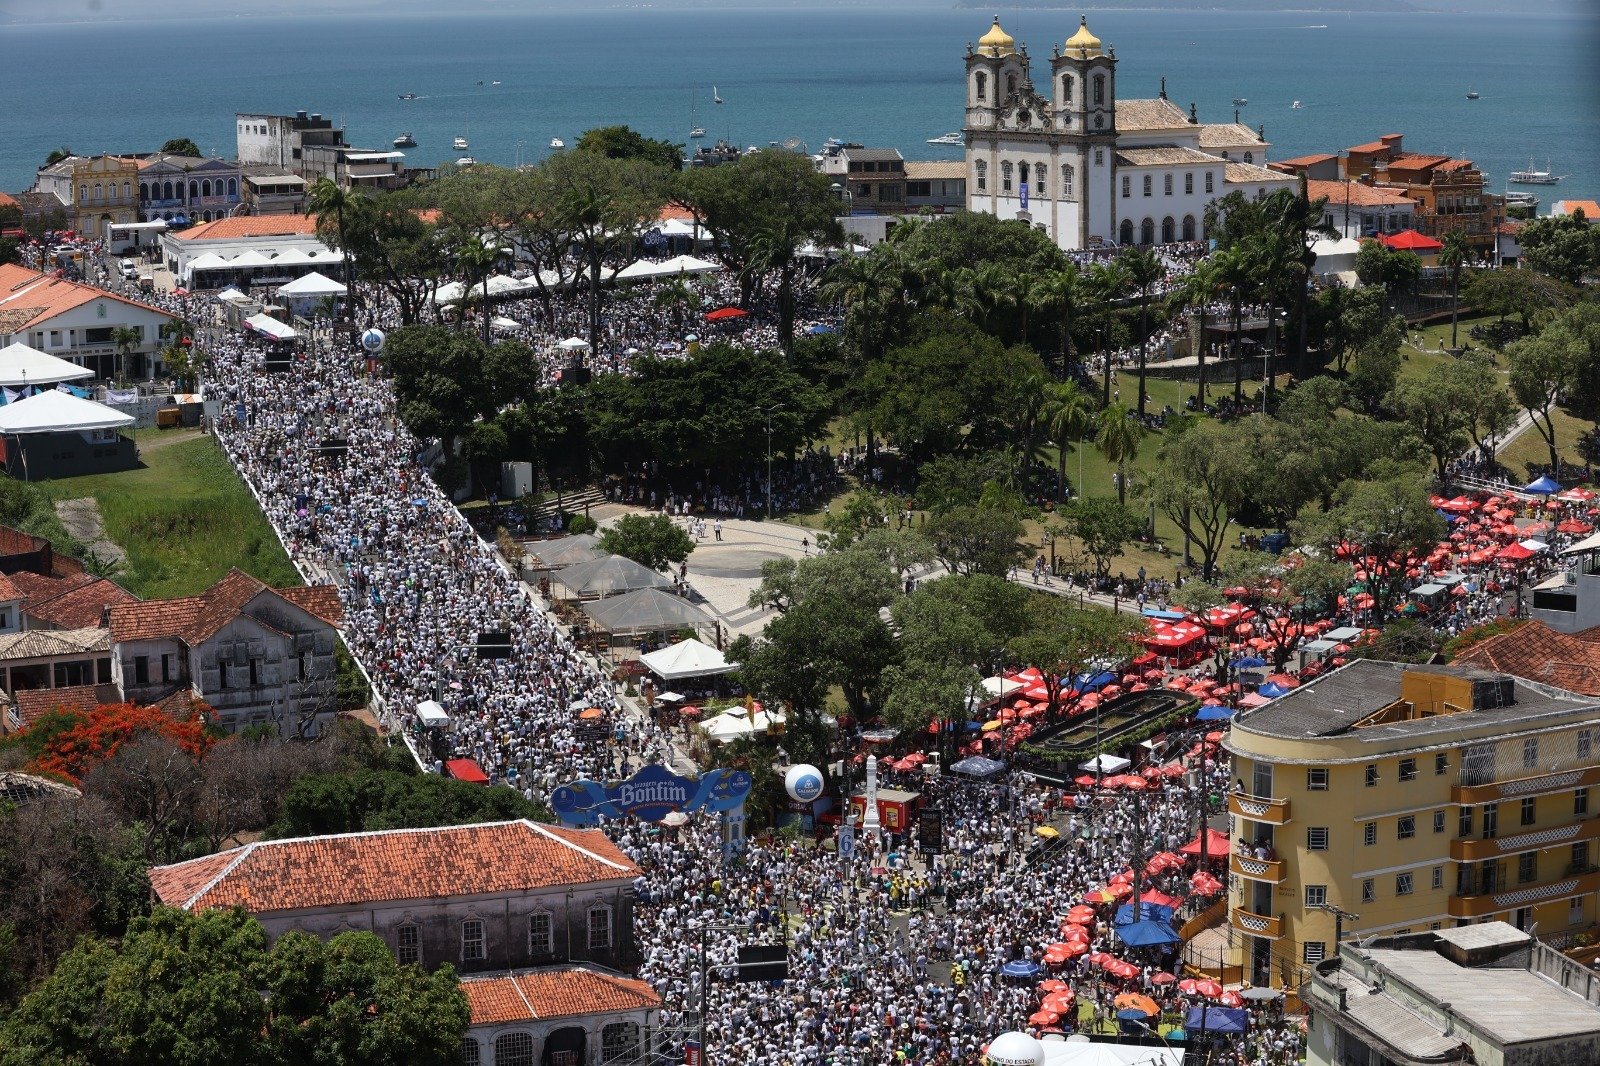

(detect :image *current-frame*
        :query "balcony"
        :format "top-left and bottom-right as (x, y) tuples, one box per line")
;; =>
(1450, 816), (1600, 862)
(1229, 792), (1291, 825)
(1230, 853), (1285, 884)
(1229, 907), (1283, 940)
(1448, 868), (1600, 919)
(1453, 764), (1600, 806)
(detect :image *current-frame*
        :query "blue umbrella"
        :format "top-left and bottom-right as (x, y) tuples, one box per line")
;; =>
(1230, 655), (1266, 669)
(1000, 959), (1041, 979)
(807, 323), (837, 335)
(1525, 475), (1562, 495)
(1114, 920), (1183, 947)
(1259, 682), (1290, 699)
(1196, 705), (1235, 722)
(1117, 1008), (1155, 1024)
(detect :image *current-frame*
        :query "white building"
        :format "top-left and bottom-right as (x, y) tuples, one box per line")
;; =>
(156, 213), (342, 289)
(963, 16), (1297, 250)
(0, 263), (172, 378)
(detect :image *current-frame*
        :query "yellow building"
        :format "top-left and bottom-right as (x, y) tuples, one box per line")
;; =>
(32, 154), (140, 240)
(1223, 660), (1600, 988)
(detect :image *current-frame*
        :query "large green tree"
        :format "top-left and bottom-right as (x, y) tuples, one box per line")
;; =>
(1507, 322), (1585, 471)
(1293, 471), (1446, 621)
(270, 768), (549, 837)
(1059, 496), (1144, 579)
(575, 124), (683, 171)
(1147, 419), (1252, 580)
(597, 513), (696, 572)
(1518, 210), (1600, 285)
(923, 503), (1025, 578)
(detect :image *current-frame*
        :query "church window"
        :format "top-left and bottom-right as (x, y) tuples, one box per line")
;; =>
(1162, 216), (1175, 243)
(1205, 172), (1214, 194)
(1120, 219), (1134, 245)
(1062, 74), (1074, 103)
(1143, 175), (1152, 197)
(1094, 149), (1104, 166)
(1035, 165), (1046, 196)
(1061, 113), (1071, 128)
(1141, 218), (1155, 246)
(1007, 74), (1017, 97)
(1185, 172), (1194, 195)
(975, 160), (987, 192)
(1183, 215), (1196, 241)
(1121, 175), (1130, 199)
(1001, 161), (1013, 193)
(1245, 152), (1254, 164)
(1164, 174), (1173, 196)
(975, 73), (987, 102)
(1019, 162), (1030, 185)
(1062, 165), (1074, 198)
(1093, 75), (1105, 105)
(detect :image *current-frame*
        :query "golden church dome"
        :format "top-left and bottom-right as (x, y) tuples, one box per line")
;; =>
(1064, 16), (1102, 58)
(978, 17), (1016, 58)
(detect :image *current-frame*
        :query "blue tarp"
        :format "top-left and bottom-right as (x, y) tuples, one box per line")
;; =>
(1115, 902), (1175, 925)
(949, 755), (1006, 779)
(1185, 1006), (1247, 1035)
(1141, 607), (1186, 621)
(1069, 670), (1117, 694)
(1230, 655), (1266, 669)
(1196, 705), (1235, 722)
(1259, 682), (1291, 699)
(806, 324), (837, 335)
(1525, 475), (1562, 495)
(1114, 920), (1182, 947)
(1000, 959), (1041, 978)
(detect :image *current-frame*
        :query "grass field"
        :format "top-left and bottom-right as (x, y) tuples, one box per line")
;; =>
(36, 431), (301, 599)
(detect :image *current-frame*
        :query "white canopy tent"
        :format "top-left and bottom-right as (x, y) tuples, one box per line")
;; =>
(656, 218), (701, 238)
(1312, 237), (1363, 277)
(1077, 753), (1131, 774)
(0, 390), (134, 434)
(186, 252), (230, 274)
(0, 343), (95, 387)
(276, 271), (347, 298)
(640, 638), (736, 681)
(1041, 1041), (1182, 1066)
(981, 676), (1023, 697)
(491, 316), (523, 334)
(699, 706), (787, 745)
(614, 254), (723, 281)
(556, 337), (590, 351)
(244, 314), (298, 342)
(415, 700), (450, 729)
(228, 250), (274, 269)
(215, 287), (248, 303)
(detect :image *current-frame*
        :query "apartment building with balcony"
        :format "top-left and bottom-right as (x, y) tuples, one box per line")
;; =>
(1341, 133), (1502, 252)
(1223, 659), (1600, 989)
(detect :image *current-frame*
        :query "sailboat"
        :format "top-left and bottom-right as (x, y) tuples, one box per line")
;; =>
(713, 86), (723, 105)
(689, 85), (707, 139)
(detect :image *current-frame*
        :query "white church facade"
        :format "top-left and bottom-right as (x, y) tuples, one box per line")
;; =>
(963, 16), (1297, 251)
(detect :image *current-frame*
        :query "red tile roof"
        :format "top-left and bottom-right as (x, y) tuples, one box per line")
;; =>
(1308, 179), (1416, 209)
(1555, 200), (1600, 220)
(1346, 140), (1397, 155)
(171, 214), (320, 241)
(1453, 621), (1600, 695)
(25, 576), (138, 629)
(11, 683), (122, 729)
(149, 820), (639, 913)
(108, 568), (340, 644)
(1386, 154), (1452, 170)
(0, 192), (18, 210)
(0, 264), (171, 333)
(462, 967), (661, 1025)
(1276, 153), (1338, 167)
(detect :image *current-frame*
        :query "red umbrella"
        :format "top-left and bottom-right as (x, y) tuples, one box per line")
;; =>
(1194, 979), (1224, 998)
(1067, 905), (1098, 924)
(1219, 990), (1245, 1008)
(705, 306), (749, 321)
(1038, 979), (1069, 994)
(1029, 1009), (1061, 1027)
(1074, 775), (1098, 787)
(1042, 991), (1076, 1013)
(1151, 972), (1177, 985)
(1098, 954), (1125, 971)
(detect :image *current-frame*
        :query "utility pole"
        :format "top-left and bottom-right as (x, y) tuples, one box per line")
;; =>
(761, 403), (785, 520)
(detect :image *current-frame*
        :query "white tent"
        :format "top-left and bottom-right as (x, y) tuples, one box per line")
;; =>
(415, 700), (450, 729)
(981, 676), (1023, 697)
(186, 252), (230, 273)
(270, 247), (318, 267)
(215, 287), (248, 303)
(640, 638), (735, 681)
(491, 316), (523, 334)
(556, 336), (590, 351)
(228, 250), (274, 269)
(431, 281), (467, 305)
(1312, 237), (1363, 276)
(245, 314), (298, 342)
(1077, 753), (1131, 774)
(0, 390), (134, 434)
(0, 343), (94, 387)
(277, 271), (347, 298)
(657, 218), (700, 238)
(614, 254), (723, 281)
(1041, 1042), (1182, 1066)
(699, 706), (787, 744)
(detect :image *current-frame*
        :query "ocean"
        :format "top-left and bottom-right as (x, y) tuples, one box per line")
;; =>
(3, 5), (1597, 205)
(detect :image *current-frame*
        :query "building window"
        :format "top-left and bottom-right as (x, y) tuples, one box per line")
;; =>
(1006, 74), (1017, 97)
(1521, 797), (1537, 826)
(528, 912), (552, 956)
(1303, 941), (1326, 964)
(1483, 804), (1499, 839)
(1093, 75), (1105, 105)
(1579, 729), (1592, 760)
(1142, 175), (1152, 197)
(249, 658), (261, 687)
(1572, 896), (1587, 925)
(1095, 149), (1104, 166)
(1436, 752), (1449, 775)
(1432, 866), (1443, 890)
(1205, 172), (1214, 194)
(587, 906), (612, 951)
(133, 655), (149, 685)
(1121, 175), (1131, 199)
(602, 1023), (640, 1063)
(975, 73), (987, 102)
(79, 184), (88, 201)
(1399, 758), (1417, 782)
(1305, 885), (1327, 907)
(1306, 768), (1329, 791)
(1035, 164), (1047, 196)
(495, 1033), (535, 1066)
(1365, 764), (1379, 787)
(975, 160), (987, 192)
(461, 918), (485, 961)
(1184, 172), (1194, 195)
(1519, 852), (1537, 883)
(1398, 815), (1416, 840)
(397, 923), (419, 966)
(1524, 738), (1539, 769)
(459, 1037), (481, 1066)
(1307, 826), (1329, 850)
(1140, 218), (1155, 245)
(1001, 161), (1013, 193)
(1244, 152), (1254, 164)
(1396, 872), (1413, 896)
(219, 662), (230, 689)
(1361, 879), (1375, 903)
(94, 183), (103, 201)
(1062, 165), (1074, 198)
(1433, 810), (1446, 834)
(1163, 174), (1173, 196)
(228, 178), (238, 197)
(1363, 822), (1377, 846)
(1119, 219), (1134, 245)
(1182, 215), (1196, 241)
(1161, 216), (1175, 243)
(1577, 787), (1590, 816)
(1459, 806), (1474, 837)
(1574, 841), (1590, 870)
(1062, 74), (1075, 103)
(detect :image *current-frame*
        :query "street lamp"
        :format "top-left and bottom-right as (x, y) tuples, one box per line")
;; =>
(761, 403), (786, 520)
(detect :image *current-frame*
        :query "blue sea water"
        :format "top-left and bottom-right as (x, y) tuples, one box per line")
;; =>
(3, 6), (1597, 204)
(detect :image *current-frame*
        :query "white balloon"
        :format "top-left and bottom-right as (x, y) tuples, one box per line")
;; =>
(784, 763), (824, 803)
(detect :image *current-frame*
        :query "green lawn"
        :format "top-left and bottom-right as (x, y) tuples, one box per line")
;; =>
(1499, 407), (1591, 481)
(36, 432), (301, 599)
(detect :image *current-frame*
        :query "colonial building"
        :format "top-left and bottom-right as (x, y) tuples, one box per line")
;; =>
(156, 213), (342, 290)
(1306, 178), (1418, 239)
(107, 568), (343, 737)
(133, 153), (243, 224)
(820, 146), (907, 213)
(31, 154), (141, 241)
(962, 15), (1296, 250)
(1341, 133), (1503, 250)
(903, 161), (968, 213)
(1223, 660), (1600, 989)
(0, 263), (172, 378)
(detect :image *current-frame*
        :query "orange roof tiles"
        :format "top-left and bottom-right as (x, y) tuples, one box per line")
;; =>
(25, 577), (138, 630)
(1277, 153), (1338, 167)
(1555, 200), (1600, 220)
(1346, 140), (1396, 155)
(1307, 179), (1416, 209)
(147, 850), (239, 911)
(0, 192), (18, 210)
(171, 214), (320, 241)
(1387, 154), (1451, 170)
(659, 204), (695, 222)
(462, 967), (661, 1025)
(12, 683), (122, 729)
(149, 819), (639, 913)
(1454, 621), (1600, 696)
(107, 595), (204, 643)
(0, 264), (170, 333)
(107, 568), (340, 644)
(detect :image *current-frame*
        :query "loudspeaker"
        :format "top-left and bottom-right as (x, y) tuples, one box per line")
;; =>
(476, 630), (512, 659)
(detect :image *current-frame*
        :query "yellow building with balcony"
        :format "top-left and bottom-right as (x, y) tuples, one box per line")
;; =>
(1223, 660), (1600, 989)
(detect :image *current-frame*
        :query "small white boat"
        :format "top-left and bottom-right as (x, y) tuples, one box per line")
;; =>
(1504, 190), (1540, 210)
(1510, 159), (1563, 185)
(1466, 91), (1480, 99)
(1290, 101), (1303, 110)
(927, 132), (963, 145)
(456, 156), (476, 167)
(713, 86), (723, 104)
(393, 132), (416, 147)
(452, 135), (469, 151)
(549, 138), (565, 150)
(689, 126), (707, 139)
(491, 80), (501, 86)
(1232, 97), (1248, 106)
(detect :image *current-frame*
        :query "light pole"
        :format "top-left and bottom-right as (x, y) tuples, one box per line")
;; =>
(1312, 902), (1360, 948)
(761, 403), (785, 520)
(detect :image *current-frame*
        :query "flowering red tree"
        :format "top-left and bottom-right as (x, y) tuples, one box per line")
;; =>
(30, 701), (214, 783)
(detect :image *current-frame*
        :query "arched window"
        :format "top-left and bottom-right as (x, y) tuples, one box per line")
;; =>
(228, 178), (238, 197)
(1006, 74), (1017, 97)
(93, 183), (103, 201)
(1035, 164), (1046, 196)
(1001, 161), (1013, 193)
(602, 1023), (641, 1063)
(1094, 114), (1104, 129)
(975, 72), (987, 101)
(188, 180), (199, 200)
(1244, 152), (1254, 164)
(1164, 174), (1173, 196)
(163, 181), (173, 200)
(1062, 74), (1074, 103)
(1182, 215), (1197, 241)
(1019, 162), (1030, 185)
(1018, 110), (1031, 127)
(1140, 218), (1156, 245)
(975, 159), (987, 192)
(1062, 164), (1074, 198)
(78, 184), (87, 202)
(459, 1037), (481, 1066)
(121, 181), (130, 200)
(1161, 217), (1175, 243)
(493, 1033), (535, 1066)
(139, 183), (148, 202)
(1142, 175), (1152, 197)
(1093, 75), (1105, 105)
(1119, 219), (1134, 245)
(202, 179), (212, 197)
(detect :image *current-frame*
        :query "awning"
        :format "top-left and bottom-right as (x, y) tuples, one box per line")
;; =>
(444, 758), (489, 783)
(0, 343), (95, 387)
(1079, 754), (1131, 774)
(228, 250), (274, 268)
(244, 314), (298, 342)
(215, 287), (249, 303)
(639, 637), (735, 680)
(557, 556), (673, 598)
(525, 533), (605, 569)
(276, 271), (347, 298)
(186, 252), (230, 272)
(614, 254), (722, 281)
(416, 700), (450, 728)
(581, 587), (710, 636)
(0, 390), (134, 434)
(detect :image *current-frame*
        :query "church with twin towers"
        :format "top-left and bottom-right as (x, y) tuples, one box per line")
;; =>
(963, 15), (1296, 250)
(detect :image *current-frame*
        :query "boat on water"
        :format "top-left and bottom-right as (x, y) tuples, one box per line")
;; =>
(452, 135), (469, 151)
(1504, 190), (1540, 210)
(549, 138), (565, 150)
(1466, 91), (1480, 99)
(713, 86), (723, 104)
(1232, 97), (1248, 106)
(927, 132), (964, 146)
(456, 156), (476, 167)
(399, 92), (417, 100)
(689, 127), (707, 139)
(1290, 101), (1303, 110)
(393, 132), (417, 148)
(491, 80), (501, 86)
(1510, 160), (1564, 185)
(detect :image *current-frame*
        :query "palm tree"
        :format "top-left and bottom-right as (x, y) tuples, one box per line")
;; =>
(653, 275), (702, 330)
(1178, 258), (1224, 408)
(109, 325), (141, 382)
(1440, 229), (1471, 349)
(1094, 402), (1145, 506)
(305, 178), (357, 323)
(454, 237), (501, 343)
(1031, 262), (1088, 377)
(1088, 259), (1129, 405)
(1211, 246), (1255, 408)
(954, 262), (1019, 335)
(1118, 247), (1164, 419)
(1042, 380), (1094, 500)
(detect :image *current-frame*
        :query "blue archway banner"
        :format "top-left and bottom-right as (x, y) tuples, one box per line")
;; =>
(550, 764), (752, 826)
